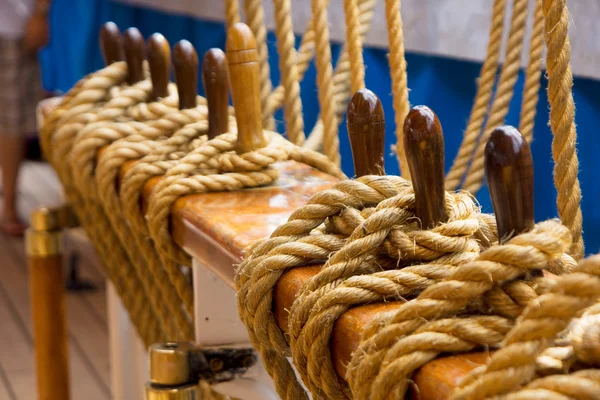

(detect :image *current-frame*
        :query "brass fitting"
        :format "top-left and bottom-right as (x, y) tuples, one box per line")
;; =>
(145, 383), (201, 400)
(145, 341), (258, 399)
(30, 207), (61, 231)
(26, 205), (78, 257)
(146, 342), (201, 400)
(25, 230), (63, 257)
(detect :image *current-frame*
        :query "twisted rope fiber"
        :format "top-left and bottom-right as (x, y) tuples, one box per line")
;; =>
(264, 0), (377, 154)
(244, 0), (274, 130)
(518, 0), (544, 144)
(462, 0), (530, 194)
(41, 69), (164, 346)
(385, 0), (411, 179)
(89, 113), (215, 339)
(444, 0), (507, 190)
(55, 79), (173, 340)
(452, 255), (600, 399)
(542, 0), (584, 259)
(47, 73), (164, 344)
(225, 0), (240, 31)
(272, 0), (305, 146)
(236, 176), (414, 399)
(344, 0), (365, 93)
(304, 0), (377, 152)
(312, 0), (340, 166)
(235, 176), (498, 398)
(53, 80), (168, 343)
(40, 62), (128, 157)
(117, 121), (234, 321)
(70, 107), (207, 195)
(147, 131), (346, 269)
(288, 191), (494, 398)
(345, 220), (575, 399)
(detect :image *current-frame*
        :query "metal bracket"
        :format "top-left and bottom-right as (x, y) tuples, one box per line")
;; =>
(145, 342), (258, 399)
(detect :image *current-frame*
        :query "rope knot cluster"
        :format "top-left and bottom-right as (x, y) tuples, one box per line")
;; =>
(235, 172), (586, 399)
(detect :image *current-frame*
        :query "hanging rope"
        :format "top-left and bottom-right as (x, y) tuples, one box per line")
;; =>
(518, 0), (544, 143)
(462, 0), (530, 194)
(312, 0), (340, 166)
(225, 0), (240, 31)
(344, 0), (365, 93)
(444, 0), (507, 190)
(272, 0), (305, 145)
(385, 0), (410, 178)
(543, 0), (584, 259)
(244, 0), (274, 130)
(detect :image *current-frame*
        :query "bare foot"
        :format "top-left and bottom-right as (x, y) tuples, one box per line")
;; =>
(1, 217), (27, 236)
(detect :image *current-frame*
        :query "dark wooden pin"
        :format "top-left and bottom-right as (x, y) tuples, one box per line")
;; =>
(485, 126), (534, 242)
(403, 106), (448, 228)
(172, 40), (198, 110)
(202, 49), (230, 139)
(147, 33), (171, 101)
(100, 22), (124, 66)
(226, 23), (268, 153)
(346, 88), (386, 177)
(123, 27), (145, 85)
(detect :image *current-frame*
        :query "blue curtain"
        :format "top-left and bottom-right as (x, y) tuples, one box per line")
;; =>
(41, 0), (600, 254)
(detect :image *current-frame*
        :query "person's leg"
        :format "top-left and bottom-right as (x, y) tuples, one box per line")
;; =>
(0, 135), (26, 234)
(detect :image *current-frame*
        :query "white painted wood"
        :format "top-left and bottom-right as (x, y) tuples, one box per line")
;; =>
(192, 258), (280, 399)
(107, 283), (148, 400)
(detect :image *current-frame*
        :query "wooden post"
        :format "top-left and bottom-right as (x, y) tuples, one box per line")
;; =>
(346, 88), (386, 177)
(403, 105), (448, 228)
(226, 23), (268, 153)
(147, 33), (171, 101)
(26, 207), (69, 400)
(100, 21), (124, 66)
(172, 40), (198, 110)
(123, 27), (145, 85)
(485, 126), (535, 241)
(202, 49), (230, 139)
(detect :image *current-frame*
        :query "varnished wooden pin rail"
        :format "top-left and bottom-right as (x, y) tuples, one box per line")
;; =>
(35, 22), (540, 399)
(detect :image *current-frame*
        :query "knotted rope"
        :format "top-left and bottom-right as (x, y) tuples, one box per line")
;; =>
(42, 66), (166, 345)
(236, 175), (502, 398)
(452, 255), (600, 399)
(346, 219), (575, 399)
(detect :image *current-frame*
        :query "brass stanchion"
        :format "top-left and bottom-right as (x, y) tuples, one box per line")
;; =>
(26, 206), (75, 400)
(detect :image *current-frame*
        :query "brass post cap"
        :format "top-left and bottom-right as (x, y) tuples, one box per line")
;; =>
(30, 207), (60, 231)
(25, 230), (63, 257)
(149, 342), (198, 386)
(145, 382), (201, 400)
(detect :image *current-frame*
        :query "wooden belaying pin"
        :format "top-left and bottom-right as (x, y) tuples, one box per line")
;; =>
(226, 23), (268, 153)
(172, 40), (199, 110)
(123, 27), (145, 85)
(485, 126), (534, 242)
(147, 33), (171, 101)
(403, 106), (448, 228)
(346, 88), (386, 177)
(100, 21), (124, 66)
(202, 49), (230, 139)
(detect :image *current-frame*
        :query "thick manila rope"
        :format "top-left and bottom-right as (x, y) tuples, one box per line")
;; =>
(462, 0), (531, 194)
(287, 190), (497, 398)
(452, 255), (600, 399)
(444, 0), (508, 190)
(345, 219), (576, 399)
(235, 176), (497, 399)
(41, 66), (165, 345)
(76, 109), (213, 341)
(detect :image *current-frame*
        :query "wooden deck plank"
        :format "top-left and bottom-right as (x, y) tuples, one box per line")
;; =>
(0, 234), (110, 400)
